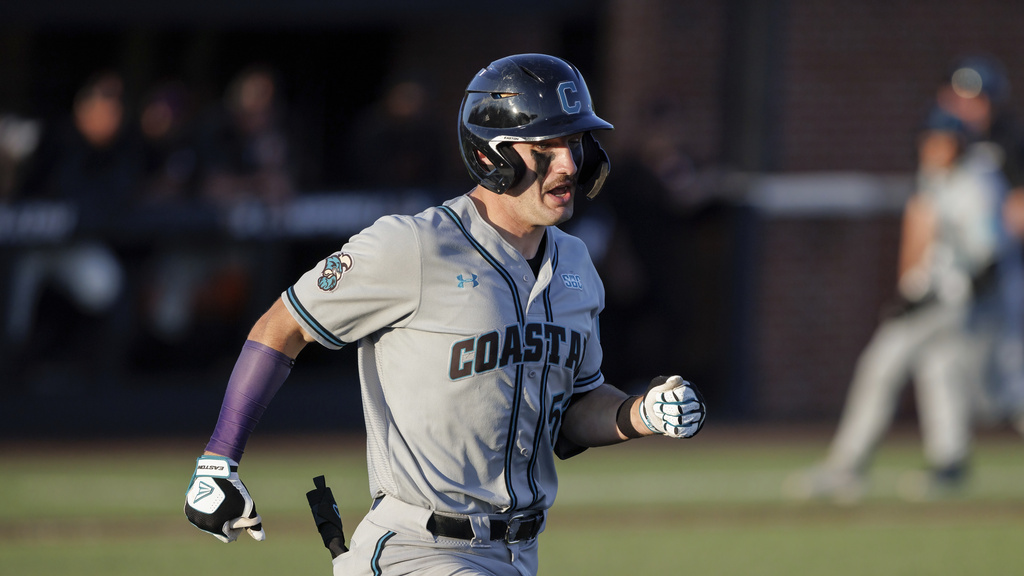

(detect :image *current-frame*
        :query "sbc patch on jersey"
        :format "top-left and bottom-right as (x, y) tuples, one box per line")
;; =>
(187, 479), (227, 514)
(317, 252), (354, 292)
(560, 273), (584, 291)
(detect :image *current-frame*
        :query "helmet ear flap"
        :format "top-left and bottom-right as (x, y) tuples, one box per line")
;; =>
(474, 141), (524, 194)
(498, 142), (526, 193)
(579, 132), (611, 199)
(462, 130), (521, 194)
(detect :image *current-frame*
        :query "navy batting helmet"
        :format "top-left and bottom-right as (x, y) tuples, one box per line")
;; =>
(948, 54), (1010, 106)
(459, 54), (614, 197)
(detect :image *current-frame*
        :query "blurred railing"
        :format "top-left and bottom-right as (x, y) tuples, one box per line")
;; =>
(0, 189), (440, 245)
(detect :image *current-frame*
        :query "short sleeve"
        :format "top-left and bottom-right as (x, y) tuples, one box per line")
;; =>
(283, 215), (421, 349)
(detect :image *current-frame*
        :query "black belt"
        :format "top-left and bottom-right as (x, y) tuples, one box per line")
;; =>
(427, 511), (544, 543)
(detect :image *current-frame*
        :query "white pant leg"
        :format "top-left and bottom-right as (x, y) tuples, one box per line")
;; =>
(825, 304), (959, 472)
(914, 328), (975, 470)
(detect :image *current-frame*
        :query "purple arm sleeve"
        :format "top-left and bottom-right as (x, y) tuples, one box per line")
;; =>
(205, 340), (294, 461)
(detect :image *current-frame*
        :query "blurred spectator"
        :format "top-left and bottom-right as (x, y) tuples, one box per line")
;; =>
(0, 113), (42, 202)
(132, 78), (213, 344)
(22, 70), (145, 226)
(197, 63), (295, 206)
(784, 103), (1021, 503)
(139, 65), (297, 345)
(5, 70), (143, 390)
(346, 75), (447, 189)
(137, 79), (200, 202)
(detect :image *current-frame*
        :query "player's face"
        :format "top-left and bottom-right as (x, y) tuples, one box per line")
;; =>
(505, 134), (583, 227)
(918, 130), (960, 172)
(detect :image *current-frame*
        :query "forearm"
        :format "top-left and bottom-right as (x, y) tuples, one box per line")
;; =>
(205, 341), (294, 460)
(560, 384), (654, 448)
(205, 298), (313, 460)
(897, 196), (936, 298)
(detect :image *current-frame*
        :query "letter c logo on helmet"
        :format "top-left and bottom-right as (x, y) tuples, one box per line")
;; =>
(558, 81), (581, 114)
(458, 53), (614, 196)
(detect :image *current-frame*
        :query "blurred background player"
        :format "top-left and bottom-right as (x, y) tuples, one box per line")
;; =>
(785, 90), (1023, 502)
(935, 54), (1024, 429)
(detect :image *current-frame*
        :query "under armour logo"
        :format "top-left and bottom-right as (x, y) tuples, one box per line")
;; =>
(193, 480), (215, 503)
(457, 274), (479, 288)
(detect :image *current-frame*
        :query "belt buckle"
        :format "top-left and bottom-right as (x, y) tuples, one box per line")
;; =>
(504, 512), (526, 544)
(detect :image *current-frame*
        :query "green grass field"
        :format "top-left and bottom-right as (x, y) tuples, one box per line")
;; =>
(2, 424), (1023, 575)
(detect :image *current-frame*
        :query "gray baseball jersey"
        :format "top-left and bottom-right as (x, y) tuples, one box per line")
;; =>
(282, 193), (605, 516)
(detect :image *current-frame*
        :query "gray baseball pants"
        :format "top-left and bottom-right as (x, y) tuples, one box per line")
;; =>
(332, 496), (542, 576)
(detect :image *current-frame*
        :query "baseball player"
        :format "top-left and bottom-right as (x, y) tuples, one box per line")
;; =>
(786, 98), (1021, 503)
(184, 53), (706, 575)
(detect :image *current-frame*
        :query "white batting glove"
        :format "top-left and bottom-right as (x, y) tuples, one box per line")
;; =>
(639, 375), (706, 438)
(184, 456), (265, 543)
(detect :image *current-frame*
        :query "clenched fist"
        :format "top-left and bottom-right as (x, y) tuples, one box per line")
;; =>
(639, 375), (706, 438)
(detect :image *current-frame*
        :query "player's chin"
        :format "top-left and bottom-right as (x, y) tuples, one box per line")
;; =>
(545, 198), (574, 224)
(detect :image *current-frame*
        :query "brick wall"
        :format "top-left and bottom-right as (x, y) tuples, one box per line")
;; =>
(602, 0), (727, 163)
(752, 213), (902, 419)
